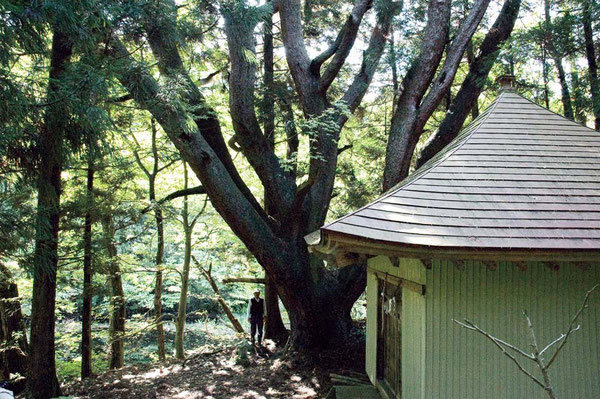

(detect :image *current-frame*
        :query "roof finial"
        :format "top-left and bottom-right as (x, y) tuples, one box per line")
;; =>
(496, 74), (517, 92)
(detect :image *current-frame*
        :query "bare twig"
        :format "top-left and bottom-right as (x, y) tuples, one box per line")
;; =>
(453, 319), (534, 360)
(455, 284), (598, 399)
(544, 284), (599, 370)
(453, 319), (544, 388)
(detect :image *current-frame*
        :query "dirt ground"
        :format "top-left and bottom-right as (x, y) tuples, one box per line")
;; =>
(63, 336), (366, 399)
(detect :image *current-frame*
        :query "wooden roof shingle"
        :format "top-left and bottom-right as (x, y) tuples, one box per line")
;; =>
(313, 90), (600, 253)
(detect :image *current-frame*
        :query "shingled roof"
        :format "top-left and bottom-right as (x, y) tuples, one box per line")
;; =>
(309, 88), (600, 255)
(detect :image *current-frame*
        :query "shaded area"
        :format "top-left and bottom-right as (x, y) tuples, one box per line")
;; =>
(61, 330), (366, 399)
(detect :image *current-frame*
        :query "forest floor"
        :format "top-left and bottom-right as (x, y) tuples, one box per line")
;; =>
(62, 331), (366, 399)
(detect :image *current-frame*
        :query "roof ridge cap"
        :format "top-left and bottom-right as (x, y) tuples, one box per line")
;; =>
(498, 91), (600, 133)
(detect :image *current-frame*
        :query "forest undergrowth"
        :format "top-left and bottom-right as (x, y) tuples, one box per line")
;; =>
(52, 322), (366, 399)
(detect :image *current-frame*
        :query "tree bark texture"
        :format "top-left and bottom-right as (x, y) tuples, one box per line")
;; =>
(101, 214), (125, 369)
(81, 157), (94, 379)
(583, 0), (600, 130)
(0, 262), (28, 392)
(264, 276), (287, 340)
(416, 0), (522, 168)
(27, 29), (72, 399)
(108, 0), (397, 349)
(383, 0), (492, 190)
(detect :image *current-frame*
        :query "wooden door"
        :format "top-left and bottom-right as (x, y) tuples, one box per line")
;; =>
(377, 277), (402, 398)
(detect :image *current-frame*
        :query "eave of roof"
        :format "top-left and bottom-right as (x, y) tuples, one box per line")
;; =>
(308, 90), (600, 259)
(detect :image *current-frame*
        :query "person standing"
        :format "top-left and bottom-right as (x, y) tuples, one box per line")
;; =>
(247, 289), (266, 345)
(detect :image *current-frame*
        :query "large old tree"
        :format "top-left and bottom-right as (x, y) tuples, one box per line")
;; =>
(102, 0), (516, 349)
(108, 0), (400, 348)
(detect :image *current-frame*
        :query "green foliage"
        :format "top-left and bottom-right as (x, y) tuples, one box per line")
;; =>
(0, 0), (596, 390)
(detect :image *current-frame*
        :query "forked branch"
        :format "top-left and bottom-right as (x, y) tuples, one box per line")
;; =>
(454, 284), (598, 399)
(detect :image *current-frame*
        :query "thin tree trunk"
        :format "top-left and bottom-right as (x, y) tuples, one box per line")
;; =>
(570, 61), (588, 124)
(101, 214), (125, 369)
(81, 156), (94, 379)
(583, 0), (600, 130)
(0, 262), (28, 393)
(27, 29), (72, 399)
(545, 0), (574, 119)
(149, 120), (166, 362)
(194, 257), (244, 334)
(175, 163), (193, 359)
(152, 176), (166, 362)
(542, 48), (551, 109)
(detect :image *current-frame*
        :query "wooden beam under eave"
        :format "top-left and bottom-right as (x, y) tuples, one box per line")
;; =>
(320, 232), (600, 263)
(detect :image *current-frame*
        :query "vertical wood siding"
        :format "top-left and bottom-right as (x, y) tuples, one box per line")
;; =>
(401, 286), (425, 399)
(366, 270), (379, 384)
(425, 260), (600, 398)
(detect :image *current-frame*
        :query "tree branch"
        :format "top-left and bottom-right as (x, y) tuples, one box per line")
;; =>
(106, 38), (286, 272)
(141, 0), (267, 223)
(418, 0), (492, 119)
(141, 185), (207, 214)
(279, 0), (313, 104)
(544, 284), (598, 370)
(223, 277), (267, 284)
(315, 0), (372, 93)
(223, 3), (296, 219)
(454, 319), (546, 389)
(341, 0), (403, 115)
(338, 144), (353, 155)
(416, 0), (522, 168)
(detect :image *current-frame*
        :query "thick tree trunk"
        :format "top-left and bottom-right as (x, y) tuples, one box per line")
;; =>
(175, 164), (192, 359)
(27, 30), (72, 399)
(81, 158), (94, 379)
(416, 0), (522, 168)
(101, 214), (125, 369)
(0, 263), (28, 392)
(583, 0), (600, 130)
(281, 252), (367, 349)
(264, 276), (287, 341)
(107, 0), (395, 350)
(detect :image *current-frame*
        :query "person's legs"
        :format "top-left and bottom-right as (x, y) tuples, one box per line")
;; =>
(250, 319), (257, 344)
(257, 320), (263, 344)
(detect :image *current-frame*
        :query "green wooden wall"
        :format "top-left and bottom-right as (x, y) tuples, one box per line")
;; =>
(425, 259), (600, 398)
(366, 256), (600, 398)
